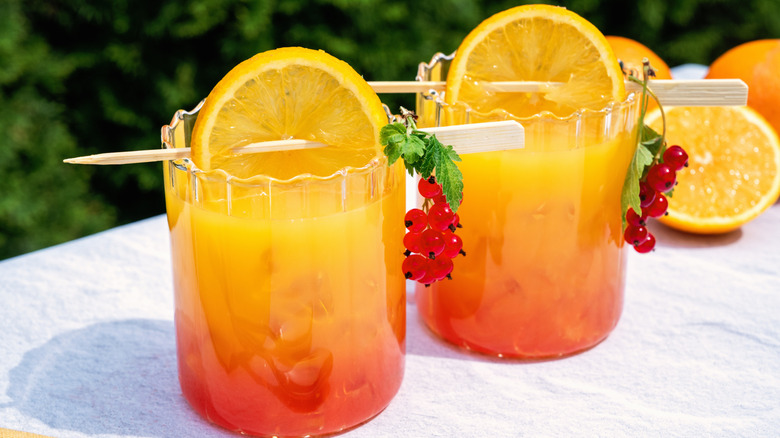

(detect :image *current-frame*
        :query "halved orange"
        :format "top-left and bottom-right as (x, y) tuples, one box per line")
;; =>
(190, 47), (387, 180)
(645, 106), (780, 234)
(445, 4), (625, 118)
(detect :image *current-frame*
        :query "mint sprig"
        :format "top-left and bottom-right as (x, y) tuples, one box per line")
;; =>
(620, 60), (669, 229)
(380, 108), (464, 211)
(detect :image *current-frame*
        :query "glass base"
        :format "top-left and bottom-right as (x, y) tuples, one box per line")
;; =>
(418, 313), (620, 360)
(181, 382), (398, 438)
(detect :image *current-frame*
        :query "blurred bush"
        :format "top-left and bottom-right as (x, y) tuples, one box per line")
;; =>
(2, 0), (778, 259)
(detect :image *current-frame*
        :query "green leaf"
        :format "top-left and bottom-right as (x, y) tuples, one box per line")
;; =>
(621, 154), (643, 230)
(387, 133), (406, 145)
(402, 135), (426, 163)
(383, 142), (402, 166)
(621, 122), (661, 229)
(404, 160), (416, 177)
(417, 142), (437, 178)
(379, 122), (405, 146)
(444, 143), (462, 162)
(435, 153), (464, 211)
(640, 125), (664, 159)
(635, 142), (654, 174)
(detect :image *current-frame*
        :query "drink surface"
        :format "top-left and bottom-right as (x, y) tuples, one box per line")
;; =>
(165, 163), (406, 436)
(416, 125), (635, 357)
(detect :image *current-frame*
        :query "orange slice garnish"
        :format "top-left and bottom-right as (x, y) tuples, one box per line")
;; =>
(190, 47), (387, 180)
(445, 4), (625, 118)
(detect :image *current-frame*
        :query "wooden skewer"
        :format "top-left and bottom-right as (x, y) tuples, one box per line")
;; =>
(425, 121), (524, 154)
(64, 148), (191, 165)
(63, 139), (326, 165)
(368, 79), (749, 106)
(63, 121), (525, 165)
(624, 79), (747, 107)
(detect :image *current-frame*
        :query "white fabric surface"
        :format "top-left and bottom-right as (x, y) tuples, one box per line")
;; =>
(1, 202), (779, 437)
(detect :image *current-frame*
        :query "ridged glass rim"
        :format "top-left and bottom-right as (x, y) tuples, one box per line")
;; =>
(160, 100), (391, 187)
(416, 51), (640, 124)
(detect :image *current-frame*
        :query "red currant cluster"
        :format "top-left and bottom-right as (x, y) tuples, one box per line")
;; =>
(625, 145), (689, 253)
(402, 176), (465, 286)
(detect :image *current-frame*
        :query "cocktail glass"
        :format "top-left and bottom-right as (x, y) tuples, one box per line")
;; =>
(161, 102), (406, 436)
(415, 53), (640, 358)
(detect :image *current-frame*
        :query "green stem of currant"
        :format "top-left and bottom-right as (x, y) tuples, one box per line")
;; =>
(400, 106), (418, 134)
(627, 59), (668, 166)
(648, 88), (666, 163)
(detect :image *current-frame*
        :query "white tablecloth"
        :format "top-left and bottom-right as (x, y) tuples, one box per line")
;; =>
(1, 201), (779, 437)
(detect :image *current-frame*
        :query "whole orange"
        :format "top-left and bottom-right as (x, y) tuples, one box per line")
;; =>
(748, 45), (780, 136)
(605, 35), (672, 80)
(705, 39), (780, 135)
(705, 39), (780, 84)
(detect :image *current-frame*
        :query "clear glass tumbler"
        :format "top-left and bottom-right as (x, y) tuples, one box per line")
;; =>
(161, 103), (406, 436)
(415, 54), (640, 358)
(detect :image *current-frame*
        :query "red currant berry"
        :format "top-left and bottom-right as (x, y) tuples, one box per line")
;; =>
(646, 163), (676, 193)
(403, 231), (423, 254)
(429, 257), (454, 281)
(663, 145), (689, 171)
(404, 208), (427, 232)
(418, 269), (437, 286)
(418, 176), (442, 199)
(643, 193), (668, 218)
(634, 232), (656, 253)
(402, 254), (428, 280)
(420, 229), (445, 258)
(427, 203), (455, 231)
(625, 208), (647, 227)
(624, 225), (649, 246)
(441, 232), (464, 258)
(451, 213), (461, 230)
(639, 182), (656, 208)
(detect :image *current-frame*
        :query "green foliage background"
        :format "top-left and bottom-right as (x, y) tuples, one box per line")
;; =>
(2, 0), (779, 260)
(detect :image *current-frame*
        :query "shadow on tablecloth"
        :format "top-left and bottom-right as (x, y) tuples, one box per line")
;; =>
(649, 222), (743, 249)
(2, 319), (232, 438)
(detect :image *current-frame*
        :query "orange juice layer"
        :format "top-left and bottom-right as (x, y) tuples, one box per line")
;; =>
(165, 168), (406, 436)
(416, 130), (634, 358)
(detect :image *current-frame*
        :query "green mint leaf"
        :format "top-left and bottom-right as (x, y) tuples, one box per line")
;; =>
(437, 165), (464, 210)
(386, 133), (406, 145)
(379, 123), (406, 145)
(621, 138), (655, 226)
(417, 140), (437, 178)
(640, 125), (664, 158)
(404, 160), (416, 177)
(445, 145), (462, 162)
(635, 142), (654, 173)
(383, 142), (402, 166)
(428, 136), (464, 211)
(402, 135), (426, 163)
(621, 155), (643, 230)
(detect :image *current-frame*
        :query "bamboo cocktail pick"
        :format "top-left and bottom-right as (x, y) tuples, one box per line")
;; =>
(369, 78), (749, 107)
(63, 121), (526, 165)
